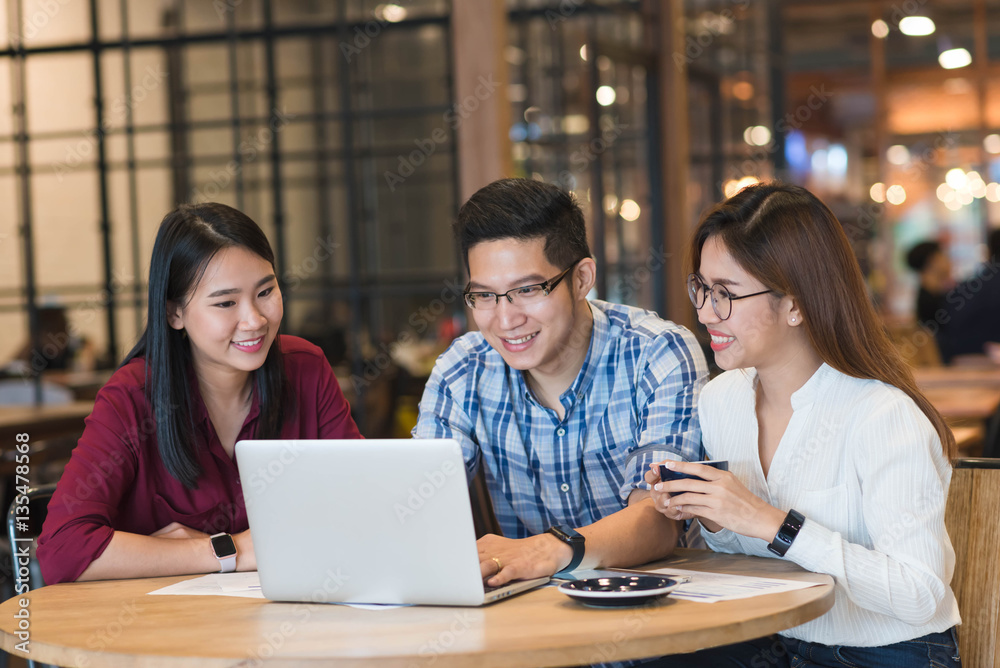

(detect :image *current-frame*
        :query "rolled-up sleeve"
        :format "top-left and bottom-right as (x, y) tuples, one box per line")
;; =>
(622, 329), (708, 500)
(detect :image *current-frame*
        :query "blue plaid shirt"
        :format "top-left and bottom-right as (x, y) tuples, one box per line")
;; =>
(413, 300), (708, 538)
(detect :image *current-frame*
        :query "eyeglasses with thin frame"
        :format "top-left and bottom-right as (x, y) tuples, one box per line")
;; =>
(687, 273), (772, 321)
(463, 260), (582, 310)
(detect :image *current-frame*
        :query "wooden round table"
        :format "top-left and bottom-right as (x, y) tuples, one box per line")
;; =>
(0, 549), (834, 667)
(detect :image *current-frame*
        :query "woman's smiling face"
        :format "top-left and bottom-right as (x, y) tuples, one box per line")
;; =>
(695, 236), (789, 371)
(167, 246), (283, 378)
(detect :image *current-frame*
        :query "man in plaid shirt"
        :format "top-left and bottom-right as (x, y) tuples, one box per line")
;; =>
(414, 178), (708, 593)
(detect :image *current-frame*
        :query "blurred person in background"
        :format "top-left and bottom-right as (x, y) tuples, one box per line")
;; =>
(944, 229), (1000, 362)
(905, 240), (952, 360)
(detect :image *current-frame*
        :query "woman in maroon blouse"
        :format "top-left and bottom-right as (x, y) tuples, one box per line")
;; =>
(37, 203), (362, 584)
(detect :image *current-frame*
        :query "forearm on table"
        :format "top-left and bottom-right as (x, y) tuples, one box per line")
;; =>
(76, 531), (249, 581)
(576, 491), (680, 570)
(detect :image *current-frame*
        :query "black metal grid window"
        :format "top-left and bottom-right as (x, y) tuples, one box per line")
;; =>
(1, 0), (460, 436)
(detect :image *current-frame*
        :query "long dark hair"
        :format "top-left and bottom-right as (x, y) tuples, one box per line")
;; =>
(691, 183), (955, 458)
(123, 203), (289, 488)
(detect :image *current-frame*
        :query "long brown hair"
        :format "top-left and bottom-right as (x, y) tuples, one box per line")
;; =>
(691, 182), (955, 458)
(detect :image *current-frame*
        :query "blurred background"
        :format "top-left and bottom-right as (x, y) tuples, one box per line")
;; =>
(1, 0), (999, 437)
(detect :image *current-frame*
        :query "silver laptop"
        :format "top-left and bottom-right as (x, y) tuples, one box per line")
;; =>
(235, 438), (549, 606)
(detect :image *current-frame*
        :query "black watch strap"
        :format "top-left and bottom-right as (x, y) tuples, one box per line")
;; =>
(767, 509), (805, 557)
(546, 525), (586, 573)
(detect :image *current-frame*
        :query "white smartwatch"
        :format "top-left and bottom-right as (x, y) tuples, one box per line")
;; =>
(210, 533), (238, 573)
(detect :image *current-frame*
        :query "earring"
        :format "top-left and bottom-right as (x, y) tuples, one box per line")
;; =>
(790, 317), (796, 323)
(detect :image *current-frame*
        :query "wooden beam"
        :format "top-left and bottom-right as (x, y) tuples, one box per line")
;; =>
(451, 0), (512, 203)
(658, 0), (693, 330)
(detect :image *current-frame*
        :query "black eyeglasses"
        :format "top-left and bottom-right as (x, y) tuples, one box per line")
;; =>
(687, 274), (772, 321)
(464, 260), (581, 310)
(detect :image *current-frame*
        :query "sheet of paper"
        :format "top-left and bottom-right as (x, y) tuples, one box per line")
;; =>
(642, 567), (824, 603)
(149, 573), (265, 599)
(148, 573), (409, 608)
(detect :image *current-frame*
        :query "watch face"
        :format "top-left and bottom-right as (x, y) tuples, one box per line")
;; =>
(549, 525), (584, 543)
(211, 533), (237, 558)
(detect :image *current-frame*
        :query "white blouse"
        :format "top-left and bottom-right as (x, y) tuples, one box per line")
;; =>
(699, 363), (960, 647)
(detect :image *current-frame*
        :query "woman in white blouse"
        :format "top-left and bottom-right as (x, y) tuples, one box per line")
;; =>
(646, 183), (960, 667)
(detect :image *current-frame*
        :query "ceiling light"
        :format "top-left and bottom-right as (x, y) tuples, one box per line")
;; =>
(724, 177), (759, 198)
(899, 16), (935, 36)
(936, 183), (954, 203)
(870, 183), (886, 203)
(378, 4), (407, 22)
(743, 125), (771, 146)
(946, 168), (968, 190)
(732, 81), (754, 101)
(939, 48), (972, 70)
(596, 86), (616, 106)
(619, 199), (641, 222)
(886, 185), (906, 205)
(887, 145), (910, 165)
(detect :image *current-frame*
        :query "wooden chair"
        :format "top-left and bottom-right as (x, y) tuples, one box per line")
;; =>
(469, 461), (502, 538)
(945, 458), (1000, 666)
(5, 483), (57, 668)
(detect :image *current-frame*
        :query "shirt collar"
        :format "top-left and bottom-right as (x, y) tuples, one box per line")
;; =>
(746, 362), (832, 411)
(789, 362), (833, 410)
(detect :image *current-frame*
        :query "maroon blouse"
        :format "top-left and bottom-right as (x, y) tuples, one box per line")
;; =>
(37, 335), (361, 584)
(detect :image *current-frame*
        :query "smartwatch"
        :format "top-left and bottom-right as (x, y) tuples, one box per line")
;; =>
(767, 509), (805, 557)
(210, 532), (238, 573)
(546, 525), (586, 574)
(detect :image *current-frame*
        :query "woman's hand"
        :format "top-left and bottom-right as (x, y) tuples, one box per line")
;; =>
(650, 461), (785, 542)
(645, 464), (696, 522)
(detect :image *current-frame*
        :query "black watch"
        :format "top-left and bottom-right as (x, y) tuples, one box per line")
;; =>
(767, 509), (805, 557)
(546, 525), (586, 574)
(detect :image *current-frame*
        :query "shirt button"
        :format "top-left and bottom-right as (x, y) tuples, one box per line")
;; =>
(560, 483), (570, 492)
(556, 427), (566, 437)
